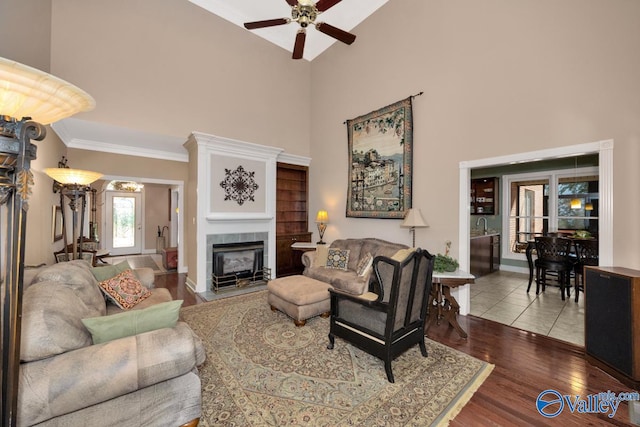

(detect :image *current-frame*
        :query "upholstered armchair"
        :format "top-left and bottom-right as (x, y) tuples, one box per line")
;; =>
(327, 248), (435, 383)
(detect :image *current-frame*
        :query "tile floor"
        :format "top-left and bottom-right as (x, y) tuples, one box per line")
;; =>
(469, 270), (584, 346)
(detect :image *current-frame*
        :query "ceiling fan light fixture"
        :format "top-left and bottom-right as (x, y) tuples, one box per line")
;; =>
(243, 0), (355, 60)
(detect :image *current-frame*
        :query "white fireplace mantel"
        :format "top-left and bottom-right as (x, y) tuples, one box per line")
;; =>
(184, 132), (287, 293)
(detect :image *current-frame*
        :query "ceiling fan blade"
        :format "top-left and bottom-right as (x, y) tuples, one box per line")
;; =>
(315, 0), (342, 12)
(285, 0), (298, 6)
(244, 18), (290, 30)
(292, 30), (306, 59)
(315, 22), (356, 45)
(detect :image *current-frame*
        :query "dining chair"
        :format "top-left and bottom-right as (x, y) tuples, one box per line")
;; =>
(327, 248), (435, 383)
(534, 236), (574, 300)
(573, 239), (599, 302)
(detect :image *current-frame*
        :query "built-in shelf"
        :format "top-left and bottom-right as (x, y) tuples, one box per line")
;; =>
(276, 163), (311, 277)
(470, 177), (498, 215)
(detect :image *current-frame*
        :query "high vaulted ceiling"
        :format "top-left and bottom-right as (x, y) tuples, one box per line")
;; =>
(53, 1), (389, 158)
(188, 0), (388, 61)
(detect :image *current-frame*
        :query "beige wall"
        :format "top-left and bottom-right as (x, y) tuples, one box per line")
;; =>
(6, 0), (640, 272)
(0, 0), (51, 71)
(49, 0), (312, 156)
(144, 183), (171, 252)
(1, 0), (57, 265)
(310, 0), (640, 269)
(28, 130), (69, 265)
(67, 149), (188, 183)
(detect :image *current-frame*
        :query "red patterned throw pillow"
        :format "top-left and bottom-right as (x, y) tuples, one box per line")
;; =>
(99, 269), (151, 310)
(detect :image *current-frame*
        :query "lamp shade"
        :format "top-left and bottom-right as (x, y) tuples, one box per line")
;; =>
(400, 208), (428, 228)
(44, 168), (103, 185)
(0, 57), (95, 124)
(570, 198), (582, 209)
(316, 210), (329, 223)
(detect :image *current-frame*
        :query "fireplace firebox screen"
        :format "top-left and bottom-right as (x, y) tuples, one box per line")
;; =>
(211, 241), (270, 292)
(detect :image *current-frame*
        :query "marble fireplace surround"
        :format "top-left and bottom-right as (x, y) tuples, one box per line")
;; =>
(184, 132), (310, 294)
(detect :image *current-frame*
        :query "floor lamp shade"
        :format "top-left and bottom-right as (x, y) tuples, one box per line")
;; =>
(44, 168), (103, 185)
(400, 208), (429, 247)
(0, 57), (95, 124)
(1, 56), (94, 425)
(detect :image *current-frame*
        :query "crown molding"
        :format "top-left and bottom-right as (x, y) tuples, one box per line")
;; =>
(65, 137), (189, 162)
(51, 119), (188, 162)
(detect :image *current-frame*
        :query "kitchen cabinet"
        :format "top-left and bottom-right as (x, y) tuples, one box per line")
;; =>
(470, 177), (498, 215)
(470, 234), (500, 277)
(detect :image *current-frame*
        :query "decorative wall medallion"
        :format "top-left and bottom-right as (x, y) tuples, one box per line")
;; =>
(220, 165), (259, 206)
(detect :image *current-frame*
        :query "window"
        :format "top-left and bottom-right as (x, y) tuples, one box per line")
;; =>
(504, 167), (598, 258)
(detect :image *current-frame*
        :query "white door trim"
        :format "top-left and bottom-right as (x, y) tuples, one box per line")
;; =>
(105, 191), (143, 256)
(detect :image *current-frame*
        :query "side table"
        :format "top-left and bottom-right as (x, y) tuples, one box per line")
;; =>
(425, 270), (475, 338)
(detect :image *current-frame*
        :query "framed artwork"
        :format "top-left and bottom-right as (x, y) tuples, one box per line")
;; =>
(346, 97), (413, 218)
(208, 154), (267, 218)
(52, 205), (63, 242)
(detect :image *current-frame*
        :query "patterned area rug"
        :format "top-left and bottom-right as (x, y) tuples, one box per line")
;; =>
(181, 291), (494, 426)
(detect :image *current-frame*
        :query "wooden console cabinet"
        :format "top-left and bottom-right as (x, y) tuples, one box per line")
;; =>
(585, 266), (640, 388)
(276, 163), (310, 277)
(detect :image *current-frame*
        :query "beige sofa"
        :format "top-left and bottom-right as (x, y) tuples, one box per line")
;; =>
(302, 238), (409, 295)
(18, 260), (205, 427)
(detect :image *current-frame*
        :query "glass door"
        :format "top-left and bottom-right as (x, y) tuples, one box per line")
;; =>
(105, 192), (142, 255)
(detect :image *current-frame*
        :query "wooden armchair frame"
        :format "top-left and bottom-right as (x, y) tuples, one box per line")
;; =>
(327, 248), (435, 383)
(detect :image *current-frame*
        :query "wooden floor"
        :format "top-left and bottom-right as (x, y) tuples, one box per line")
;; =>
(160, 273), (636, 426)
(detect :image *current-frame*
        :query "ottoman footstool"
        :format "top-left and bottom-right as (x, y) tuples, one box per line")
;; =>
(267, 275), (333, 326)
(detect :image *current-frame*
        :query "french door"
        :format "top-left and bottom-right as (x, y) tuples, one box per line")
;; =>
(105, 192), (142, 255)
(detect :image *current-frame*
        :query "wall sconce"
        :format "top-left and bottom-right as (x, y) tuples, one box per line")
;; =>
(400, 208), (429, 247)
(315, 210), (329, 244)
(0, 56), (94, 424)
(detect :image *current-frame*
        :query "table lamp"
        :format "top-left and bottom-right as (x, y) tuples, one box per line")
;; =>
(315, 210), (329, 244)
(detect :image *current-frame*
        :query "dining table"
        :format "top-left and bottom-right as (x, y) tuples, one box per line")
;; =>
(525, 235), (597, 291)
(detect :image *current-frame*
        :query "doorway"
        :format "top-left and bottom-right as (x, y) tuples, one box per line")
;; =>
(456, 140), (613, 344)
(98, 175), (185, 272)
(105, 191), (142, 256)
(458, 140), (613, 273)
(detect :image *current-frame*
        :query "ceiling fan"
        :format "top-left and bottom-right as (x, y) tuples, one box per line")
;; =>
(244, 0), (356, 60)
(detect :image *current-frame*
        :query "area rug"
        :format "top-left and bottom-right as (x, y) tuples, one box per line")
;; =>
(181, 291), (494, 426)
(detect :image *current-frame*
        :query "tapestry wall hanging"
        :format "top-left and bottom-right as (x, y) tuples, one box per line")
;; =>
(346, 96), (413, 218)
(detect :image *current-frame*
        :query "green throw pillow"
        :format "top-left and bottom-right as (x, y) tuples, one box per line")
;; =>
(81, 299), (183, 344)
(91, 260), (132, 282)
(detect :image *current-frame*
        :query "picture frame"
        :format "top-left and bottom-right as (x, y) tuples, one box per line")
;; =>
(52, 205), (63, 242)
(346, 97), (413, 218)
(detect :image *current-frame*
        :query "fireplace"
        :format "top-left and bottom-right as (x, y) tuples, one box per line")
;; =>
(211, 241), (270, 292)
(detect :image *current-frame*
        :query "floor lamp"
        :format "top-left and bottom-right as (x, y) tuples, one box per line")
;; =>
(400, 208), (429, 247)
(44, 168), (104, 261)
(0, 57), (94, 425)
